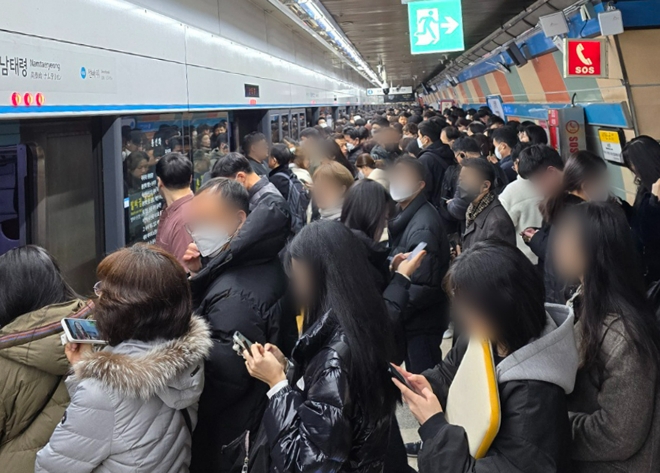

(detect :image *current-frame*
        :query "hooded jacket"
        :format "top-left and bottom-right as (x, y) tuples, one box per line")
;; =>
(264, 312), (393, 473)
(0, 299), (91, 473)
(418, 304), (579, 473)
(417, 141), (457, 210)
(189, 187), (297, 473)
(35, 316), (212, 473)
(388, 193), (451, 336)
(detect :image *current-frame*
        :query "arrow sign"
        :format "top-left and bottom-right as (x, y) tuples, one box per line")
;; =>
(408, 0), (465, 55)
(441, 16), (459, 35)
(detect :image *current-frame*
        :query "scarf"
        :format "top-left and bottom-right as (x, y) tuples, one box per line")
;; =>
(466, 191), (495, 228)
(319, 202), (343, 222)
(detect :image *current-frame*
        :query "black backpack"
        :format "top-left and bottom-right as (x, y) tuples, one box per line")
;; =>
(274, 172), (310, 234)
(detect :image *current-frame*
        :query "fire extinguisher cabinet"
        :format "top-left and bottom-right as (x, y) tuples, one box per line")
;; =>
(547, 107), (586, 161)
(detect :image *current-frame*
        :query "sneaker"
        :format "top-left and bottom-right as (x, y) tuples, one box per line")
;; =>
(405, 441), (422, 458)
(443, 323), (454, 340)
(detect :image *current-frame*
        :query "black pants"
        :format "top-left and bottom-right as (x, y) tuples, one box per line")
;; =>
(384, 416), (416, 473)
(405, 333), (443, 374)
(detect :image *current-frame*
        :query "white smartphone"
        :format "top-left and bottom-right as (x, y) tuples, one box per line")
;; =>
(407, 242), (427, 261)
(61, 319), (107, 345)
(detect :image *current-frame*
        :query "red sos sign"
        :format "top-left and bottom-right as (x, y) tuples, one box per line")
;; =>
(565, 39), (606, 78)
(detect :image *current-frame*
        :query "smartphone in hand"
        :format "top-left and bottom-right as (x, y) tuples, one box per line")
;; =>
(407, 242), (428, 261)
(232, 331), (254, 357)
(389, 364), (420, 395)
(61, 319), (107, 345)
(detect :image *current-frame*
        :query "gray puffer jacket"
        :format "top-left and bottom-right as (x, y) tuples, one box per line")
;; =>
(35, 316), (212, 473)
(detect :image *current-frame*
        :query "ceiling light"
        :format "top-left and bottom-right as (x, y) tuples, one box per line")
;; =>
(268, 0), (384, 87)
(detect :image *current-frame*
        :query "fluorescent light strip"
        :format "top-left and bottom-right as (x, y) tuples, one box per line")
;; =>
(284, 0), (384, 87)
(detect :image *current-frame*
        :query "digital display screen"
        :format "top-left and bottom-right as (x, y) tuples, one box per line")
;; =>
(64, 319), (101, 341)
(244, 84), (260, 98)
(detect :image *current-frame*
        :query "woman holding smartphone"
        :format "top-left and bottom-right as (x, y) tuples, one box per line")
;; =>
(36, 245), (212, 473)
(244, 221), (399, 473)
(0, 246), (85, 473)
(394, 240), (579, 473)
(554, 202), (660, 472)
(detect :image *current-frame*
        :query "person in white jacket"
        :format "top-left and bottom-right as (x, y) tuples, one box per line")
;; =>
(499, 150), (543, 264)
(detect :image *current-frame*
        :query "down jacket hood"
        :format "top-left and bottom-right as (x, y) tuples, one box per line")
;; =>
(73, 315), (212, 409)
(498, 303), (579, 394)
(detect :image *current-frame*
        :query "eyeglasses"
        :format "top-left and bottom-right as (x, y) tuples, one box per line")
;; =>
(93, 281), (102, 297)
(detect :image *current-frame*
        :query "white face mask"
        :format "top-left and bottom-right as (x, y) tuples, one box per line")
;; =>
(417, 137), (425, 149)
(390, 181), (419, 203)
(188, 225), (232, 258)
(346, 142), (355, 152)
(289, 147), (296, 154)
(357, 170), (365, 180)
(494, 146), (503, 161)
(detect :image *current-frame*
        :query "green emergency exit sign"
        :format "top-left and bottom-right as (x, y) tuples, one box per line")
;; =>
(408, 0), (465, 55)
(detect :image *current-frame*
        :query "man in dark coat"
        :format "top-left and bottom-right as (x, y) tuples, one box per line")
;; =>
(242, 131), (270, 176)
(184, 177), (296, 473)
(491, 126), (520, 185)
(388, 157), (450, 373)
(417, 119), (457, 211)
(458, 158), (516, 252)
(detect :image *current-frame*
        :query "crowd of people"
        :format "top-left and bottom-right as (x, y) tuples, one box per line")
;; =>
(1, 104), (660, 473)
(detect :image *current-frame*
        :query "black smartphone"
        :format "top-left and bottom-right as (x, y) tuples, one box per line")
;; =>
(388, 365), (420, 395)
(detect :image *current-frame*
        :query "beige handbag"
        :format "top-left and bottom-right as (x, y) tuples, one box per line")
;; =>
(445, 338), (501, 459)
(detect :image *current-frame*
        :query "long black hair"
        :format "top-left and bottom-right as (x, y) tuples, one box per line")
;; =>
(559, 202), (660, 370)
(321, 139), (357, 177)
(622, 135), (660, 193)
(0, 246), (78, 327)
(445, 240), (546, 354)
(340, 180), (394, 241)
(286, 221), (398, 422)
(542, 150), (606, 223)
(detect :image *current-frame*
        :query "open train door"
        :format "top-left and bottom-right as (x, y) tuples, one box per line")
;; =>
(0, 145), (28, 255)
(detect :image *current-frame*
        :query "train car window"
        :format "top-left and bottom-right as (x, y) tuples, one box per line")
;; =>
(271, 114), (281, 143)
(299, 112), (306, 132)
(282, 113), (290, 140)
(120, 112), (230, 247)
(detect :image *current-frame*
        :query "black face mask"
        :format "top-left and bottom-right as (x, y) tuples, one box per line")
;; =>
(385, 144), (401, 154)
(457, 184), (481, 202)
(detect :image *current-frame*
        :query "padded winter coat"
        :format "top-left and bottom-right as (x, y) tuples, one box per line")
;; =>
(0, 299), (91, 473)
(264, 312), (394, 473)
(35, 316), (212, 473)
(189, 184), (297, 473)
(388, 193), (450, 336)
(417, 141), (456, 211)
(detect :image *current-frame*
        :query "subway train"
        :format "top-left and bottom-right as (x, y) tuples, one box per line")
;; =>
(0, 0), (385, 293)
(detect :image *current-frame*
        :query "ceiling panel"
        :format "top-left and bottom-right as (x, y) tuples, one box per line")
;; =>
(320, 0), (539, 85)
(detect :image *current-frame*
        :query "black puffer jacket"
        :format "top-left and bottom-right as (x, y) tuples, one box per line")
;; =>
(352, 229), (410, 365)
(348, 144), (365, 165)
(417, 141), (456, 210)
(190, 191), (297, 473)
(388, 194), (450, 336)
(264, 312), (393, 473)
